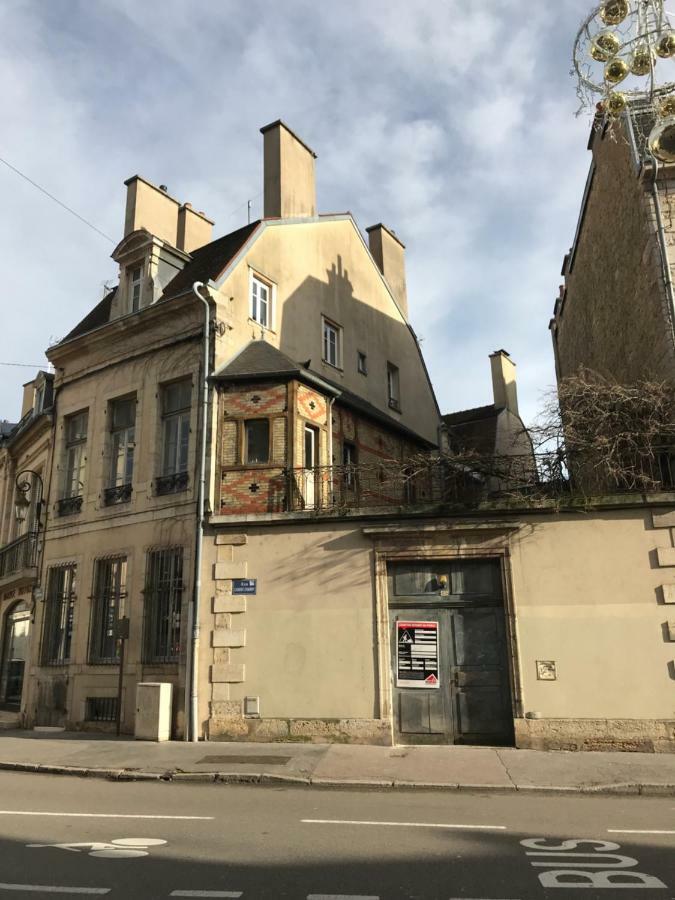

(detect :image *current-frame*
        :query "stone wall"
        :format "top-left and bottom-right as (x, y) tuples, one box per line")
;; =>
(553, 124), (675, 385)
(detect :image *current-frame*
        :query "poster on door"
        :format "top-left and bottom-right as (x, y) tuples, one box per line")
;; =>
(396, 621), (440, 688)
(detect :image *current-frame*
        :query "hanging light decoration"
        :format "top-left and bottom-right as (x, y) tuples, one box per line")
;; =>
(573, 1), (675, 160)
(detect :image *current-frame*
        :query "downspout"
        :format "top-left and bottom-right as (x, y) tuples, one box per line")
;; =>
(186, 281), (210, 742)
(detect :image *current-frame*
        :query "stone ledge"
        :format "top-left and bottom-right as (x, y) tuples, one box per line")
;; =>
(207, 716), (391, 745)
(652, 510), (675, 528)
(215, 534), (247, 545)
(515, 716), (675, 753)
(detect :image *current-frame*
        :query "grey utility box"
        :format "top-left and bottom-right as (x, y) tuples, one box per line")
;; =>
(135, 682), (173, 741)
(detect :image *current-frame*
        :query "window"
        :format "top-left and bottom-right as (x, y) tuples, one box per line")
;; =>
(387, 363), (401, 411)
(250, 275), (273, 329)
(342, 441), (357, 489)
(244, 419), (270, 464)
(42, 565), (76, 665)
(143, 548), (183, 663)
(323, 318), (342, 368)
(157, 380), (191, 494)
(60, 411), (87, 514)
(106, 397), (135, 504)
(357, 351), (368, 375)
(89, 557), (127, 664)
(129, 265), (143, 313)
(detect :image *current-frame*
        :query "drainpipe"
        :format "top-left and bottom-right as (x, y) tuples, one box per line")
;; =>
(186, 281), (210, 742)
(648, 154), (675, 349)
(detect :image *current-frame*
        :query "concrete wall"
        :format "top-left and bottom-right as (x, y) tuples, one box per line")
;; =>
(203, 503), (675, 750)
(553, 124), (675, 384)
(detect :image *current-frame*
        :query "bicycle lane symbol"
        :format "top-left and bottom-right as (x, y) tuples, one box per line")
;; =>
(520, 838), (668, 889)
(26, 838), (168, 859)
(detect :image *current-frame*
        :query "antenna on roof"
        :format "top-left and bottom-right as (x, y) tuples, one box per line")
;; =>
(248, 200), (253, 224)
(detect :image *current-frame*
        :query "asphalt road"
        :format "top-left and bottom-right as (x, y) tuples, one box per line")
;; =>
(0, 771), (672, 899)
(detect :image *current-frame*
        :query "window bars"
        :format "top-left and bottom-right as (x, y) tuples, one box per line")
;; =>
(142, 548), (183, 663)
(42, 565), (76, 665)
(89, 557), (127, 664)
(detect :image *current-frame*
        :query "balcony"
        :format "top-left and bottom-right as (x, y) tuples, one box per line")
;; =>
(103, 483), (132, 506)
(155, 471), (189, 496)
(56, 495), (83, 517)
(0, 531), (39, 589)
(217, 447), (675, 519)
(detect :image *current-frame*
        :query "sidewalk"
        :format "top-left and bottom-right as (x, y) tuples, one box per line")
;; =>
(0, 730), (674, 795)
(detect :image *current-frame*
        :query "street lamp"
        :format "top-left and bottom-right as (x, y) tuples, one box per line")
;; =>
(14, 470), (44, 530)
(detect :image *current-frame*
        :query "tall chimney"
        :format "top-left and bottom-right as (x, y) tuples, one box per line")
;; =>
(124, 175), (180, 246)
(489, 350), (519, 415)
(366, 223), (408, 319)
(177, 203), (214, 253)
(260, 120), (317, 219)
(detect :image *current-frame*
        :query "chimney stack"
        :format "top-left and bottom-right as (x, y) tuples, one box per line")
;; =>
(260, 120), (317, 219)
(124, 175), (181, 246)
(177, 203), (214, 253)
(366, 223), (408, 319)
(489, 350), (519, 416)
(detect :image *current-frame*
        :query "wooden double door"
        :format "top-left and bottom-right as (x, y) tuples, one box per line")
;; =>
(388, 560), (514, 746)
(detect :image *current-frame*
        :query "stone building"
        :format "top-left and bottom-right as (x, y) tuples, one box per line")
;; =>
(550, 106), (675, 385)
(0, 371), (53, 725)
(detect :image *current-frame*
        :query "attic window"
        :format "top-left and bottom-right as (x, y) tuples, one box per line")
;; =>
(129, 265), (143, 313)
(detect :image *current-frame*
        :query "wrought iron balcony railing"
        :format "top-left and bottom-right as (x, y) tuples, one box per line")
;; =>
(155, 471), (189, 496)
(103, 483), (132, 506)
(56, 495), (83, 517)
(0, 531), (39, 579)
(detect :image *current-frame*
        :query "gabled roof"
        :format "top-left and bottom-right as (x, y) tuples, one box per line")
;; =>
(443, 404), (501, 455)
(215, 340), (434, 447)
(161, 221), (261, 300)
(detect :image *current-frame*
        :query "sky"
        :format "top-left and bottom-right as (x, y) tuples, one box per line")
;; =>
(0, 0), (597, 427)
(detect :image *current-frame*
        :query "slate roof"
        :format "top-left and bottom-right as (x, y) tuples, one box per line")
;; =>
(160, 221), (260, 300)
(442, 404), (501, 455)
(215, 340), (435, 448)
(63, 287), (117, 342)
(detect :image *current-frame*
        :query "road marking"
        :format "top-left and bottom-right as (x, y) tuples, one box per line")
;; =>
(0, 811), (212, 820)
(0, 885), (110, 895)
(307, 896), (379, 899)
(170, 893), (242, 898)
(302, 818), (506, 831)
(608, 829), (675, 835)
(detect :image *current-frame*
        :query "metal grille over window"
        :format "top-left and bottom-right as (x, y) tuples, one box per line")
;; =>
(42, 565), (76, 665)
(89, 558), (127, 664)
(143, 548), (183, 663)
(157, 381), (191, 495)
(58, 411), (87, 515)
(106, 398), (135, 505)
(85, 696), (118, 722)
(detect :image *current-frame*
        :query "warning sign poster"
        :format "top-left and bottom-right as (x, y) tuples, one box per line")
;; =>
(396, 621), (440, 689)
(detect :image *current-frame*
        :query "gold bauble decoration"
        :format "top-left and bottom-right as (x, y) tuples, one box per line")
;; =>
(591, 30), (621, 61)
(599, 0), (629, 26)
(649, 116), (675, 162)
(630, 43), (655, 76)
(656, 33), (675, 59)
(605, 58), (629, 83)
(604, 91), (627, 116)
(659, 96), (675, 117)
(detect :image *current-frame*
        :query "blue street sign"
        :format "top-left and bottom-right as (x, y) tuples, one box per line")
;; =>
(232, 578), (257, 595)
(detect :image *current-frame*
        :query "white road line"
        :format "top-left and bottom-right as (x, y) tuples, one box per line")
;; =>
(0, 811), (213, 820)
(0, 885), (110, 895)
(170, 893), (242, 898)
(608, 829), (675, 835)
(302, 818), (506, 831)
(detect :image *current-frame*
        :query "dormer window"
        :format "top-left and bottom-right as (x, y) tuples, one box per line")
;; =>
(129, 265), (143, 313)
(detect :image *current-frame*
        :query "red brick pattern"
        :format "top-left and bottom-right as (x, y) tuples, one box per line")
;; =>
(297, 385), (327, 424)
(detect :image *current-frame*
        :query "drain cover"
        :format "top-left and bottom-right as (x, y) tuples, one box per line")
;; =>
(196, 755), (291, 766)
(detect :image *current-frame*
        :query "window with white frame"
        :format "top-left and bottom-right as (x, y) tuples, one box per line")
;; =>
(63, 411), (88, 499)
(250, 274), (273, 329)
(129, 265), (143, 313)
(160, 380), (191, 477)
(387, 362), (401, 411)
(108, 397), (136, 495)
(322, 317), (342, 369)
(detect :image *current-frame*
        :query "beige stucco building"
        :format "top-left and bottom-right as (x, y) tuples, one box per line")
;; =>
(1, 118), (674, 752)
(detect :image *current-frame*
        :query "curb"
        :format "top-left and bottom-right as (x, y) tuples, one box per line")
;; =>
(1, 762), (674, 796)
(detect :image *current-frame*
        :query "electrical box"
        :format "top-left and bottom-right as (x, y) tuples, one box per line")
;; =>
(135, 682), (173, 741)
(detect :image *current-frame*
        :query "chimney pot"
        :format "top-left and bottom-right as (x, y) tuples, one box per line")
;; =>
(159, 184), (168, 192)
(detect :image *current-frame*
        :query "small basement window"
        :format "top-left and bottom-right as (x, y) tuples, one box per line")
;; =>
(244, 419), (270, 464)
